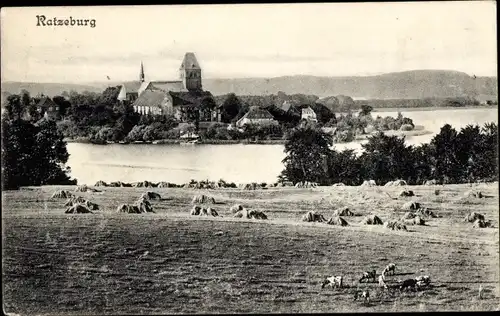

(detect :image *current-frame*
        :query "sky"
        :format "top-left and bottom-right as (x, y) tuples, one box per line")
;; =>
(1, 2), (497, 83)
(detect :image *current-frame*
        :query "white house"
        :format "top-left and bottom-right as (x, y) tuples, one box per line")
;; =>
(236, 106), (278, 127)
(301, 106), (317, 122)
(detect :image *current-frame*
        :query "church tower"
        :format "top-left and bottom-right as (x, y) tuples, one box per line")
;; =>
(139, 61), (145, 82)
(179, 52), (202, 91)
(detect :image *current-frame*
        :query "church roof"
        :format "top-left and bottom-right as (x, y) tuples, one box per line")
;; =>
(151, 81), (186, 93)
(169, 91), (214, 106)
(241, 106), (275, 120)
(120, 81), (142, 94)
(132, 90), (169, 108)
(179, 52), (201, 70)
(37, 96), (57, 108)
(132, 90), (215, 109)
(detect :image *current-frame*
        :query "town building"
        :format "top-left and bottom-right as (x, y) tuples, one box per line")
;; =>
(236, 106), (278, 127)
(301, 106), (318, 122)
(121, 53), (220, 124)
(36, 96), (60, 120)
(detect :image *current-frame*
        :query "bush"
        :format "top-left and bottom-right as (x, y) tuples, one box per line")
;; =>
(400, 124), (414, 131)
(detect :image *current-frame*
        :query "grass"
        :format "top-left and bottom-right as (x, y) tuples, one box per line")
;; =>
(2, 182), (499, 314)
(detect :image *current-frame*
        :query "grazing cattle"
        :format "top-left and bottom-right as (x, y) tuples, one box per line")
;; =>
(399, 278), (417, 291)
(354, 290), (370, 303)
(382, 263), (396, 276)
(415, 275), (431, 288)
(464, 212), (485, 223)
(378, 275), (388, 289)
(359, 270), (376, 283)
(321, 276), (343, 289)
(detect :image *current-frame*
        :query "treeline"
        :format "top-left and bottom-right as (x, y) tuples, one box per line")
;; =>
(281, 121), (498, 186)
(353, 96), (497, 109)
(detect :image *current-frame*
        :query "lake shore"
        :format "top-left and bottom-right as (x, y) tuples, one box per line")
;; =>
(63, 126), (432, 145)
(371, 105), (498, 113)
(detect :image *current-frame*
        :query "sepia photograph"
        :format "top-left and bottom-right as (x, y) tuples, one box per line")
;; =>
(1, 2), (498, 314)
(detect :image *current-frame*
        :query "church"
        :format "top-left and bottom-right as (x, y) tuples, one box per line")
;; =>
(117, 53), (220, 122)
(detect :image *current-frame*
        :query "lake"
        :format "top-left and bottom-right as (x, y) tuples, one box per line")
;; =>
(67, 108), (497, 185)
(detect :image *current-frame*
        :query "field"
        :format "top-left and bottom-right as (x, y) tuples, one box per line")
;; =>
(2, 183), (500, 314)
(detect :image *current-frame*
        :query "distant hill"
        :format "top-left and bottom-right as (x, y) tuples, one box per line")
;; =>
(1, 82), (105, 98)
(203, 70), (497, 99)
(2, 70), (497, 100)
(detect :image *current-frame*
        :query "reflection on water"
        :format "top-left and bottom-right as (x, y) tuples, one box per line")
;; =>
(67, 108), (497, 185)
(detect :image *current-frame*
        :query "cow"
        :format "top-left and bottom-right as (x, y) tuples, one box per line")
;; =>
(321, 276), (343, 289)
(399, 278), (417, 291)
(415, 275), (431, 288)
(359, 270), (376, 283)
(354, 290), (370, 303)
(382, 263), (396, 277)
(378, 275), (388, 289)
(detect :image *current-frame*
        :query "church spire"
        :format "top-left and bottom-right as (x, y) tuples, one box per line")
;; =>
(139, 61), (145, 82)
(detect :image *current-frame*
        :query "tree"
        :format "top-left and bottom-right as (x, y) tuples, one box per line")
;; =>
(280, 124), (333, 184)
(4, 95), (24, 120)
(2, 115), (76, 189)
(221, 93), (242, 123)
(429, 124), (461, 183)
(359, 104), (373, 116)
(359, 132), (414, 184)
(327, 149), (363, 185)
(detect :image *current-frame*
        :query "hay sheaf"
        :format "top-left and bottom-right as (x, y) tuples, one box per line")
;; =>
(190, 205), (219, 217)
(117, 204), (141, 214)
(302, 211), (327, 223)
(472, 219), (493, 228)
(464, 212), (485, 223)
(192, 194), (216, 204)
(361, 180), (377, 187)
(51, 190), (73, 199)
(403, 216), (425, 226)
(234, 209), (267, 220)
(108, 181), (132, 187)
(94, 180), (108, 187)
(230, 204), (244, 214)
(157, 182), (177, 188)
(424, 179), (438, 185)
(333, 207), (355, 217)
(362, 214), (383, 225)
(239, 183), (260, 190)
(295, 181), (318, 188)
(277, 181), (294, 187)
(117, 198), (155, 214)
(401, 201), (421, 211)
(399, 190), (415, 197)
(74, 185), (100, 193)
(327, 216), (349, 226)
(384, 220), (408, 231)
(416, 208), (438, 218)
(65, 204), (93, 214)
(401, 212), (416, 220)
(64, 197), (99, 210)
(132, 181), (155, 188)
(385, 180), (407, 187)
(140, 192), (162, 200)
(465, 190), (484, 199)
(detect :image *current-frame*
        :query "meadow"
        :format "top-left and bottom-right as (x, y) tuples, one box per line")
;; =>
(2, 182), (499, 314)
